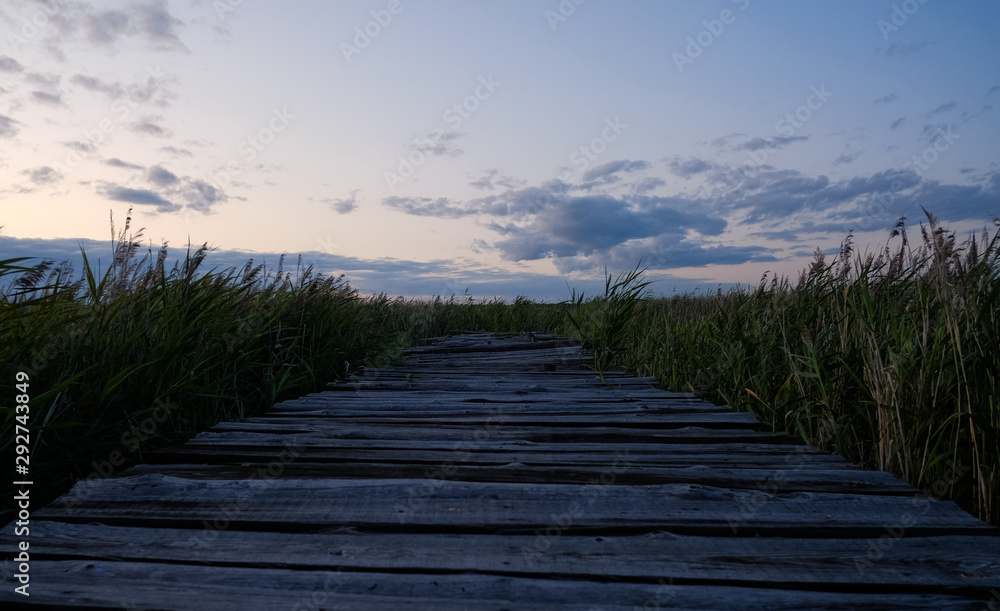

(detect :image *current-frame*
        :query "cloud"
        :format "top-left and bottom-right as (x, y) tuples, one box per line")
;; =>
(179, 179), (226, 213)
(0, 56), (24, 73)
(736, 135), (808, 152)
(412, 130), (464, 157)
(0, 114), (19, 138)
(85, 1), (186, 52)
(98, 183), (179, 213)
(632, 176), (665, 194)
(64, 141), (97, 153)
(469, 169), (525, 191)
(330, 190), (359, 214)
(383, 196), (468, 218)
(106, 157), (144, 170)
(25, 72), (60, 88)
(890, 117), (906, 130)
(928, 102), (957, 116)
(833, 151), (862, 166)
(22, 166), (63, 185)
(877, 40), (933, 59)
(580, 159), (649, 183)
(70, 74), (124, 98)
(668, 158), (714, 178)
(873, 93), (897, 104)
(128, 118), (171, 137)
(30, 90), (65, 106)
(491, 194), (727, 264)
(160, 145), (193, 157)
(147, 164), (178, 185)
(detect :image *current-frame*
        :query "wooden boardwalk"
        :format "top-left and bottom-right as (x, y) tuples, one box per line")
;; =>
(3, 332), (999, 609)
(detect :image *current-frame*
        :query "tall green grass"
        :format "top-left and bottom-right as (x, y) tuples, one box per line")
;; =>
(608, 211), (1000, 524)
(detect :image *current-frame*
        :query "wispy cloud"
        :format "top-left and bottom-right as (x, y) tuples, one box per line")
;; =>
(873, 93), (898, 104)
(0, 114), (20, 138)
(0, 56), (24, 73)
(106, 158), (144, 170)
(22, 166), (63, 185)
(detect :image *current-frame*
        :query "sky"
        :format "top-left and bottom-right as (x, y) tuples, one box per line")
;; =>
(1, 0), (998, 301)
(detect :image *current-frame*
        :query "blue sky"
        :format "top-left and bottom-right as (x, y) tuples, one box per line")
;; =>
(1, 0), (998, 300)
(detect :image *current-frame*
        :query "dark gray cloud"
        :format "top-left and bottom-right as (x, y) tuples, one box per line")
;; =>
(22, 166), (62, 185)
(890, 117), (906, 130)
(492, 195), (726, 263)
(106, 157), (144, 170)
(98, 183), (179, 213)
(874, 93), (897, 104)
(30, 90), (64, 106)
(147, 164), (178, 185)
(0, 56), (24, 73)
(0, 114), (19, 138)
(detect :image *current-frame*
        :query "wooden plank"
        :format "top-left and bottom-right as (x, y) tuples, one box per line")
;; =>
(117, 461), (915, 494)
(35, 476), (994, 536)
(0, 560), (991, 610)
(148, 445), (853, 468)
(5, 522), (998, 591)
(182, 426), (794, 446)
(209, 412), (763, 428)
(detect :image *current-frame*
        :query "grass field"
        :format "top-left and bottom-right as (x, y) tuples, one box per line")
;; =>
(2, 210), (998, 525)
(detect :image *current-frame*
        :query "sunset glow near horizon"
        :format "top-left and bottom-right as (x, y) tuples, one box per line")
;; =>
(1, 0), (998, 300)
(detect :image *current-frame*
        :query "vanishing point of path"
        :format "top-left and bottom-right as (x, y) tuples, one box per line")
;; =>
(2, 332), (999, 609)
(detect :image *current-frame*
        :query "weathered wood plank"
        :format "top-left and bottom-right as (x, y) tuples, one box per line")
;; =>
(0, 560), (992, 610)
(117, 461), (915, 494)
(4, 523), (997, 591)
(35, 476), (993, 536)
(183, 426), (796, 446)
